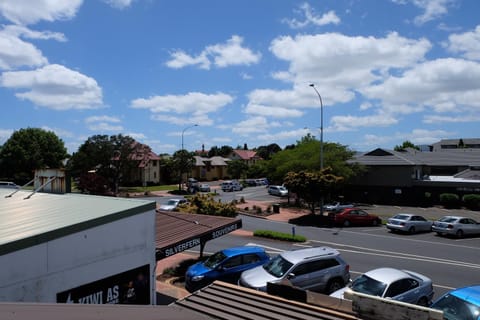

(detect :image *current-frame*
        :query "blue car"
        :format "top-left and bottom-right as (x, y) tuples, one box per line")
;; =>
(430, 285), (480, 320)
(185, 246), (270, 293)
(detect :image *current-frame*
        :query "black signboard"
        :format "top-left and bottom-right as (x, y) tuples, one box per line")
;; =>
(57, 264), (150, 305)
(156, 219), (242, 260)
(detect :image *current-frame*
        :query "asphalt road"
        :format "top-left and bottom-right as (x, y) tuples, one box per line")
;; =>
(148, 185), (480, 300)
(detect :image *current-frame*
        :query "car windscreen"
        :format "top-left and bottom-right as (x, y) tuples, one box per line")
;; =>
(262, 255), (293, 278)
(439, 217), (458, 223)
(432, 293), (480, 320)
(392, 214), (409, 220)
(204, 251), (227, 269)
(349, 275), (387, 297)
(167, 200), (178, 205)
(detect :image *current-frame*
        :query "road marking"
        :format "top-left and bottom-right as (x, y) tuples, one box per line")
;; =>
(318, 228), (480, 250)
(308, 239), (480, 269)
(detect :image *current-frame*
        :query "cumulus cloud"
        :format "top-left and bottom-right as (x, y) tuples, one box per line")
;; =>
(392, 0), (453, 25)
(244, 103), (304, 118)
(131, 91), (233, 126)
(166, 35), (261, 70)
(231, 116), (270, 135)
(0, 64), (104, 110)
(362, 58), (480, 113)
(423, 114), (480, 124)
(444, 25), (480, 61)
(283, 3), (340, 29)
(0, 27), (48, 70)
(0, 0), (83, 25)
(330, 114), (399, 132)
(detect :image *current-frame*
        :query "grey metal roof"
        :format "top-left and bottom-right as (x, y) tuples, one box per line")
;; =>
(0, 189), (156, 256)
(173, 281), (356, 320)
(352, 148), (480, 167)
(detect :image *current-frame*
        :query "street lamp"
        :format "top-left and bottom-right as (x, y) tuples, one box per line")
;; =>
(181, 124), (198, 150)
(309, 84), (323, 170)
(309, 83), (324, 215)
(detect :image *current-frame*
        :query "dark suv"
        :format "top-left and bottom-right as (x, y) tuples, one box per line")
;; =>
(239, 246), (350, 294)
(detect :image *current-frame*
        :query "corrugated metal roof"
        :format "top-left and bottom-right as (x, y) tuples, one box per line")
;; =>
(173, 281), (357, 320)
(155, 211), (242, 260)
(0, 189), (156, 256)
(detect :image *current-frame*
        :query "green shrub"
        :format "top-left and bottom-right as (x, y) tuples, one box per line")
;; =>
(254, 230), (306, 242)
(462, 194), (480, 210)
(439, 193), (460, 208)
(178, 193), (238, 217)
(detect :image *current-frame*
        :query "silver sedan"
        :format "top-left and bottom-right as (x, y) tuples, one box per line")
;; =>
(330, 267), (434, 306)
(432, 216), (480, 238)
(386, 213), (432, 234)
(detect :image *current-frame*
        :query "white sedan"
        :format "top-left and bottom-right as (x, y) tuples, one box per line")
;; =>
(330, 267), (434, 306)
(386, 213), (432, 234)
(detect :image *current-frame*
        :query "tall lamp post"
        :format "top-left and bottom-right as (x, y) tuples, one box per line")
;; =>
(179, 124), (198, 190)
(309, 83), (324, 215)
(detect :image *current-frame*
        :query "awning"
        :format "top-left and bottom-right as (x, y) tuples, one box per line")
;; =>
(155, 210), (242, 260)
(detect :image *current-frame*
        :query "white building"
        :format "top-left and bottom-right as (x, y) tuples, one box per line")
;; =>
(0, 188), (157, 305)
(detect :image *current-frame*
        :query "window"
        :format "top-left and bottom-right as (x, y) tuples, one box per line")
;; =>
(243, 253), (261, 264)
(385, 279), (418, 298)
(222, 255), (243, 269)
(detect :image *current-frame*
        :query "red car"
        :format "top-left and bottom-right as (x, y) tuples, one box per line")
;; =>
(329, 208), (382, 227)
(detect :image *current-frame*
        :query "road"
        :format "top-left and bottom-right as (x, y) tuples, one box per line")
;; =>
(150, 185), (480, 300)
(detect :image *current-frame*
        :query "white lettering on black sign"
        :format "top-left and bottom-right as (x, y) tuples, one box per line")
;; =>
(164, 238), (201, 257)
(212, 224), (237, 239)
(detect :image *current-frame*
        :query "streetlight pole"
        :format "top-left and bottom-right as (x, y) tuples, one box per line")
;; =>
(182, 124), (198, 150)
(310, 83), (324, 216)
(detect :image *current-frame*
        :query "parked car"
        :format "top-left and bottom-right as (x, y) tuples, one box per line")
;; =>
(323, 202), (354, 212)
(238, 246), (350, 294)
(330, 267), (434, 306)
(0, 181), (19, 189)
(187, 178), (199, 191)
(221, 180), (243, 192)
(430, 285), (480, 320)
(198, 184), (211, 192)
(386, 213), (433, 234)
(267, 185), (288, 197)
(432, 216), (480, 238)
(329, 208), (382, 227)
(159, 198), (187, 211)
(185, 246), (270, 293)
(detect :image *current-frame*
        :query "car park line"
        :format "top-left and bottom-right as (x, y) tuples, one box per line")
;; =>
(318, 227), (480, 250)
(307, 239), (480, 269)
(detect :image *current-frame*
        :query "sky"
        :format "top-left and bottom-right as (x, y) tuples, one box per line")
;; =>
(1, 0), (480, 155)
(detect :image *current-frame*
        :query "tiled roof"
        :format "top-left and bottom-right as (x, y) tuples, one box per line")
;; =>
(232, 149), (258, 160)
(193, 156), (229, 166)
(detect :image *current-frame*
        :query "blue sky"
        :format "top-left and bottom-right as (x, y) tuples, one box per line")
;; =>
(1, 0), (480, 155)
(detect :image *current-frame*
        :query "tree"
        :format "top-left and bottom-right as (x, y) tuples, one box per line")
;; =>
(208, 146), (220, 157)
(227, 159), (248, 179)
(394, 140), (419, 151)
(67, 134), (140, 194)
(0, 128), (68, 182)
(218, 145), (233, 157)
(255, 143), (281, 160)
(172, 149), (195, 190)
(265, 136), (359, 185)
(284, 168), (344, 214)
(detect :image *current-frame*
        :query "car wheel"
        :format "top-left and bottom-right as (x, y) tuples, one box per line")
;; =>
(326, 278), (344, 294)
(343, 220), (351, 227)
(408, 226), (416, 234)
(417, 297), (429, 307)
(456, 229), (464, 238)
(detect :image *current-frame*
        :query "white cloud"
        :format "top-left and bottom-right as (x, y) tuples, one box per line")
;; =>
(3, 25), (66, 42)
(444, 25), (480, 61)
(0, 26), (48, 70)
(283, 3), (340, 29)
(41, 126), (74, 138)
(166, 35), (261, 70)
(87, 122), (123, 132)
(400, 128), (452, 145)
(244, 103), (304, 118)
(330, 114), (399, 132)
(363, 58), (480, 113)
(231, 116), (269, 135)
(392, 0), (453, 25)
(0, 64), (104, 110)
(269, 32), (431, 104)
(131, 92), (234, 121)
(85, 115), (121, 124)
(102, 0), (134, 9)
(0, 128), (14, 144)
(423, 114), (480, 124)
(257, 127), (310, 143)
(0, 0), (83, 25)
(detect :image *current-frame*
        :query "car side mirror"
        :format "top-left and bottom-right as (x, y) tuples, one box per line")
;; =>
(287, 273), (296, 279)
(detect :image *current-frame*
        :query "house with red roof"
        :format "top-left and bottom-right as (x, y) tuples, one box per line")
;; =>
(228, 149), (262, 166)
